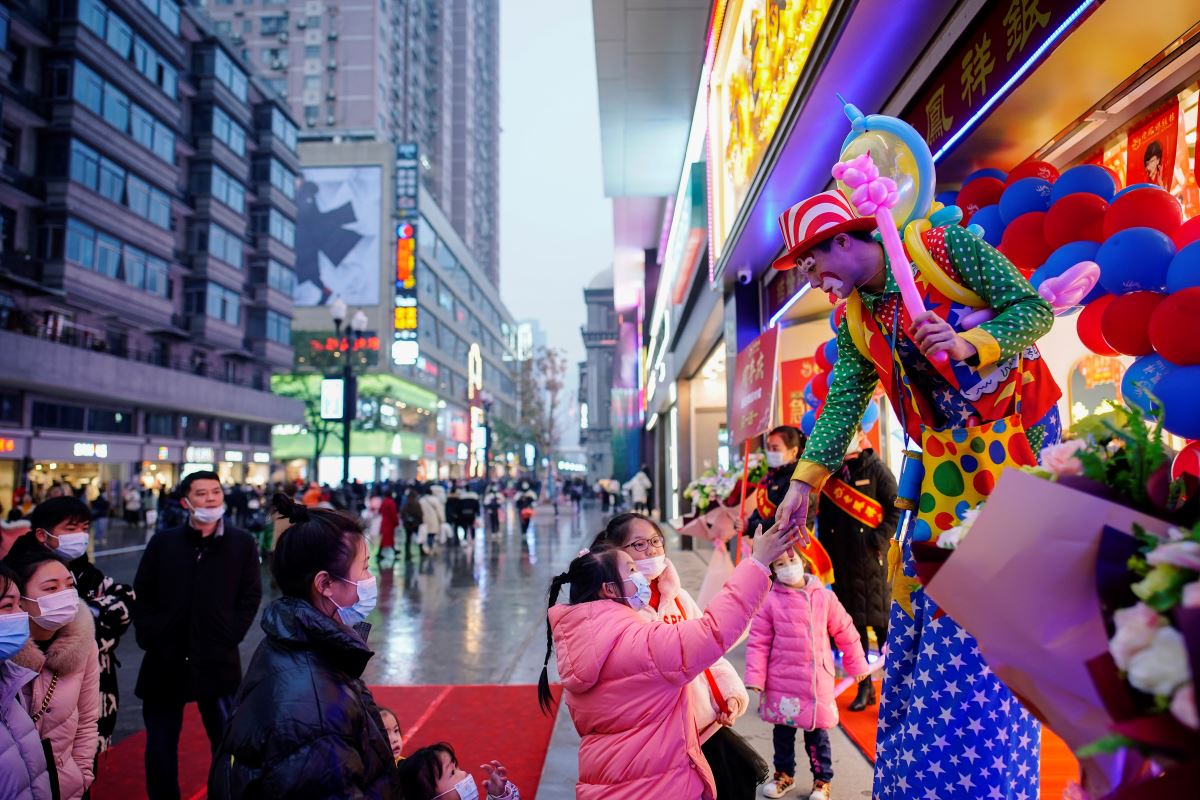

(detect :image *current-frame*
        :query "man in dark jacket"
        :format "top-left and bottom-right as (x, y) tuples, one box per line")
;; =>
(816, 429), (898, 711)
(134, 470), (263, 800)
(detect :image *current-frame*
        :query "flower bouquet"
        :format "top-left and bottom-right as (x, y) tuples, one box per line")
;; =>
(923, 402), (1199, 798)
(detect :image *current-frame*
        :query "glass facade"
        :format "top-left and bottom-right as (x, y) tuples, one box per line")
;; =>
(62, 218), (170, 298)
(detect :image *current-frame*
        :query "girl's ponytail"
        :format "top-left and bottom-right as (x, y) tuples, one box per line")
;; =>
(537, 571), (569, 714)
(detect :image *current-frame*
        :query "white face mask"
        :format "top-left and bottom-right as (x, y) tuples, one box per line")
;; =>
(775, 564), (807, 585)
(623, 571), (652, 611)
(633, 555), (667, 581)
(23, 587), (79, 632)
(766, 451), (784, 469)
(50, 532), (89, 561)
(189, 503), (226, 525)
(332, 575), (378, 627)
(433, 775), (478, 800)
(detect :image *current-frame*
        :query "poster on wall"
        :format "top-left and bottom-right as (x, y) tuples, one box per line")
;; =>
(294, 166), (382, 307)
(730, 327), (779, 445)
(779, 357), (819, 427)
(1126, 100), (1179, 191)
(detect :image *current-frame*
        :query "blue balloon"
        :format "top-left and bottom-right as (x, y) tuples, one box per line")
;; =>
(1166, 241), (1200, 293)
(999, 178), (1053, 225)
(1113, 182), (1161, 201)
(828, 307), (840, 333)
(800, 409), (816, 436)
(823, 338), (838, 367)
(1096, 227), (1175, 294)
(1159, 366), (1200, 439)
(964, 168), (1008, 184)
(803, 380), (818, 408)
(860, 401), (880, 432)
(1049, 165), (1117, 204)
(1122, 354), (1175, 414)
(970, 204), (1005, 246)
(935, 191), (959, 208)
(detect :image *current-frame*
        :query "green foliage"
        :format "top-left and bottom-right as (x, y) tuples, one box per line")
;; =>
(1068, 404), (1169, 508)
(1076, 734), (1140, 758)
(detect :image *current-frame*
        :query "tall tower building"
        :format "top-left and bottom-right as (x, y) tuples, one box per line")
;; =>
(199, 0), (499, 287)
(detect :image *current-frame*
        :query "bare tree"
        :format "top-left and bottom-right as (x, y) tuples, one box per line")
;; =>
(535, 346), (568, 461)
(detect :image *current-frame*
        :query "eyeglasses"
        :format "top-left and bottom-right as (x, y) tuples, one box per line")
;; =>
(623, 535), (664, 553)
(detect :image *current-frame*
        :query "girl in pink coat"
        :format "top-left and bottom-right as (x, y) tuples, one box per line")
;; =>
(745, 547), (869, 800)
(538, 521), (800, 800)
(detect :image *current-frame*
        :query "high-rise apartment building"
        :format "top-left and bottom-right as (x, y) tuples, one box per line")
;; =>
(201, 0), (500, 287)
(0, 0), (303, 499)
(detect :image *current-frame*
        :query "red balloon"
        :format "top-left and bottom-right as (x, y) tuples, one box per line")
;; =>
(1172, 441), (1200, 481)
(812, 370), (829, 401)
(957, 177), (1005, 222)
(1103, 188), (1184, 239)
(1006, 160), (1060, 185)
(1100, 164), (1124, 192)
(1044, 193), (1108, 250)
(1077, 295), (1118, 355)
(998, 212), (1051, 276)
(1172, 216), (1200, 249)
(1149, 287), (1200, 365)
(1100, 291), (1165, 356)
(814, 342), (831, 371)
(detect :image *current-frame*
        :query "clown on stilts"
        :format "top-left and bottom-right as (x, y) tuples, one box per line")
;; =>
(772, 102), (1064, 799)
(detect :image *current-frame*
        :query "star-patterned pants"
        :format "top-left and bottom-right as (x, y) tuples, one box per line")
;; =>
(873, 587), (1041, 799)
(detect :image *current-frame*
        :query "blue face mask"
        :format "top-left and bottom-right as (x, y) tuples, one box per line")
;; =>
(0, 612), (30, 661)
(332, 575), (378, 627)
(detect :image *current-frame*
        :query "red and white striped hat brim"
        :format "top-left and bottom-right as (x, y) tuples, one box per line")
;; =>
(771, 190), (876, 271)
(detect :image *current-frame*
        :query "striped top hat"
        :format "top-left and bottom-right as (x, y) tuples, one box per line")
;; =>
(771, 190), (876, 271)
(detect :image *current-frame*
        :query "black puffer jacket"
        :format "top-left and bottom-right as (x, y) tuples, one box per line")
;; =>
(816, 449), (899, 632)
(208, 598), (397, 799)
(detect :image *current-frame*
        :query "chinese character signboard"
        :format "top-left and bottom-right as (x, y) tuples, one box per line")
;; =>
(903, 0), (1098, 155)
(763, 266), (807, 323)
(292, 329), (381, 370)
(730, 327), (779, 444)
(779, 357), (819, 427)
(393, 221), (419, 366)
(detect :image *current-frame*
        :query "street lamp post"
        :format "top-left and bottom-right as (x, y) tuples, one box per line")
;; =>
(330, 300), (368, 488)
(479, 390), (494, 480)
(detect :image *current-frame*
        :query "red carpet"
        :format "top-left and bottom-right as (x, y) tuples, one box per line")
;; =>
(91, 684), (561, 800)
(835, 681), (1079, 799)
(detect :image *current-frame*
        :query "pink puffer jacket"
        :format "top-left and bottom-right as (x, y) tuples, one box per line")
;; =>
(744, 575), (868, 732)
(635, 558), (748, 742)
(12, 605), (100, 800)
(550, 558), (770, 800)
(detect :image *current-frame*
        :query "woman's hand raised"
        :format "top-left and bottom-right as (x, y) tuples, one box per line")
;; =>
(750, 519), (802, 567)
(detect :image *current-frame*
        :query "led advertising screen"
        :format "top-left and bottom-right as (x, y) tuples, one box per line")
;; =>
(294, 165), (382, 306)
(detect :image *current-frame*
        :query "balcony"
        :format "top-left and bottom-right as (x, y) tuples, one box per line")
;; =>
(0, 328), (302, 425)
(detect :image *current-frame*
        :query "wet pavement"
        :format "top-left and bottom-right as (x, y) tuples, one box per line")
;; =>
(99, 501), (599, 745)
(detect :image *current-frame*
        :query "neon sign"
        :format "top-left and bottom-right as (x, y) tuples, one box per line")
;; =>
(393, 220), (420, 366)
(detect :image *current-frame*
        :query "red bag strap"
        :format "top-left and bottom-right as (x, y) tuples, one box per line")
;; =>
(674, 597), (731, 715)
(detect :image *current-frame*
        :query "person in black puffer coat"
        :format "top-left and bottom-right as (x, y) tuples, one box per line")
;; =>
(816, 429), (898, 712)
(208, 495), (397, 799)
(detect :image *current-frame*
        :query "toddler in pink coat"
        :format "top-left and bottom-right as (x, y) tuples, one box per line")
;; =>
(744, 548), (869, 800)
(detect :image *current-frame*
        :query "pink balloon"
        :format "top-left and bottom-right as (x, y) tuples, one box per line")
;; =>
(1039, 261), (1101, 315)
(959, 308), (996, 330)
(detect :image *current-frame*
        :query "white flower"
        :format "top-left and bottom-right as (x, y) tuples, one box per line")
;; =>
(1147, 541), (1200, 572)
(1109, 602), (1165, 670)
(1183, 581), (1200, 608)
(1171, 684), (1199, 730)
(1039, 439), (1088, 477)
(1126, 627), (1191, 697)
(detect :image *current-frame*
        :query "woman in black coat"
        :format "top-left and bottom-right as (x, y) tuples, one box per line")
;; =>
(208, 496), (396, 799)
(815, 433), (898, 711)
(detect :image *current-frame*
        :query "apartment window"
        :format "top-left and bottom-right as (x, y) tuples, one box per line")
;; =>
(123, 245), (146, 290)
(248, 424), (271, 445)
(269, 159), (295, 199)
(98, 157), (124, 203)
(264, 48), (289, 68)
(265, 310), (290, 344)
(100, 81), (130, 134)
(213, 49), (248, 102)
(208, 223), (243, 268)
(256, 208), (294, 247)
(206, 283), (240, 325)
(304, 46), (320, 60)
(303, 105), (318, 128)
(260, 16), (287, 36)
(65, 219), (95, 269)
(270, 108), (298, 150)
(73, 62), (104, 114)
(145, 412), (176, 436)
(148, 189), (171, 230)
(79, 0), (107, 36)
(212, 106), (247, 157)
(219, 421), (244, 442)
(266, 259), (295, 295)
(69, 140), (99, 189)
(182, 414), (212, 438)
(32, 402), (86, 432)
(95, 233), (121, 278)
(130, 105), (154, 149)
(87, 408), (132, 434)
(138, 0), (180, 36)
(75, 63), (173, 164)
(210, 166), (245, 213)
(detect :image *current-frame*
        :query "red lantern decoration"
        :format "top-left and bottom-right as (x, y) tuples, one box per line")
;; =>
(1172, 216), (1200, 250)
(1044, 193), (1108, 250)
(1148, 287), (1200, 366)
(1076, 295), (1118, 356)
(812, 370), (830, 401)
(998, 212), (1051, 276)
(1102, 188), (1184, 239)
(1099, 291), (1165, 356)
(956, 177), (1006, 222)
(1006, 160), (1060, 185)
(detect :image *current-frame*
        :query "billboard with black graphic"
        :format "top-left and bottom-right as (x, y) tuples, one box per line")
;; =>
(294, 166), (382, 306)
